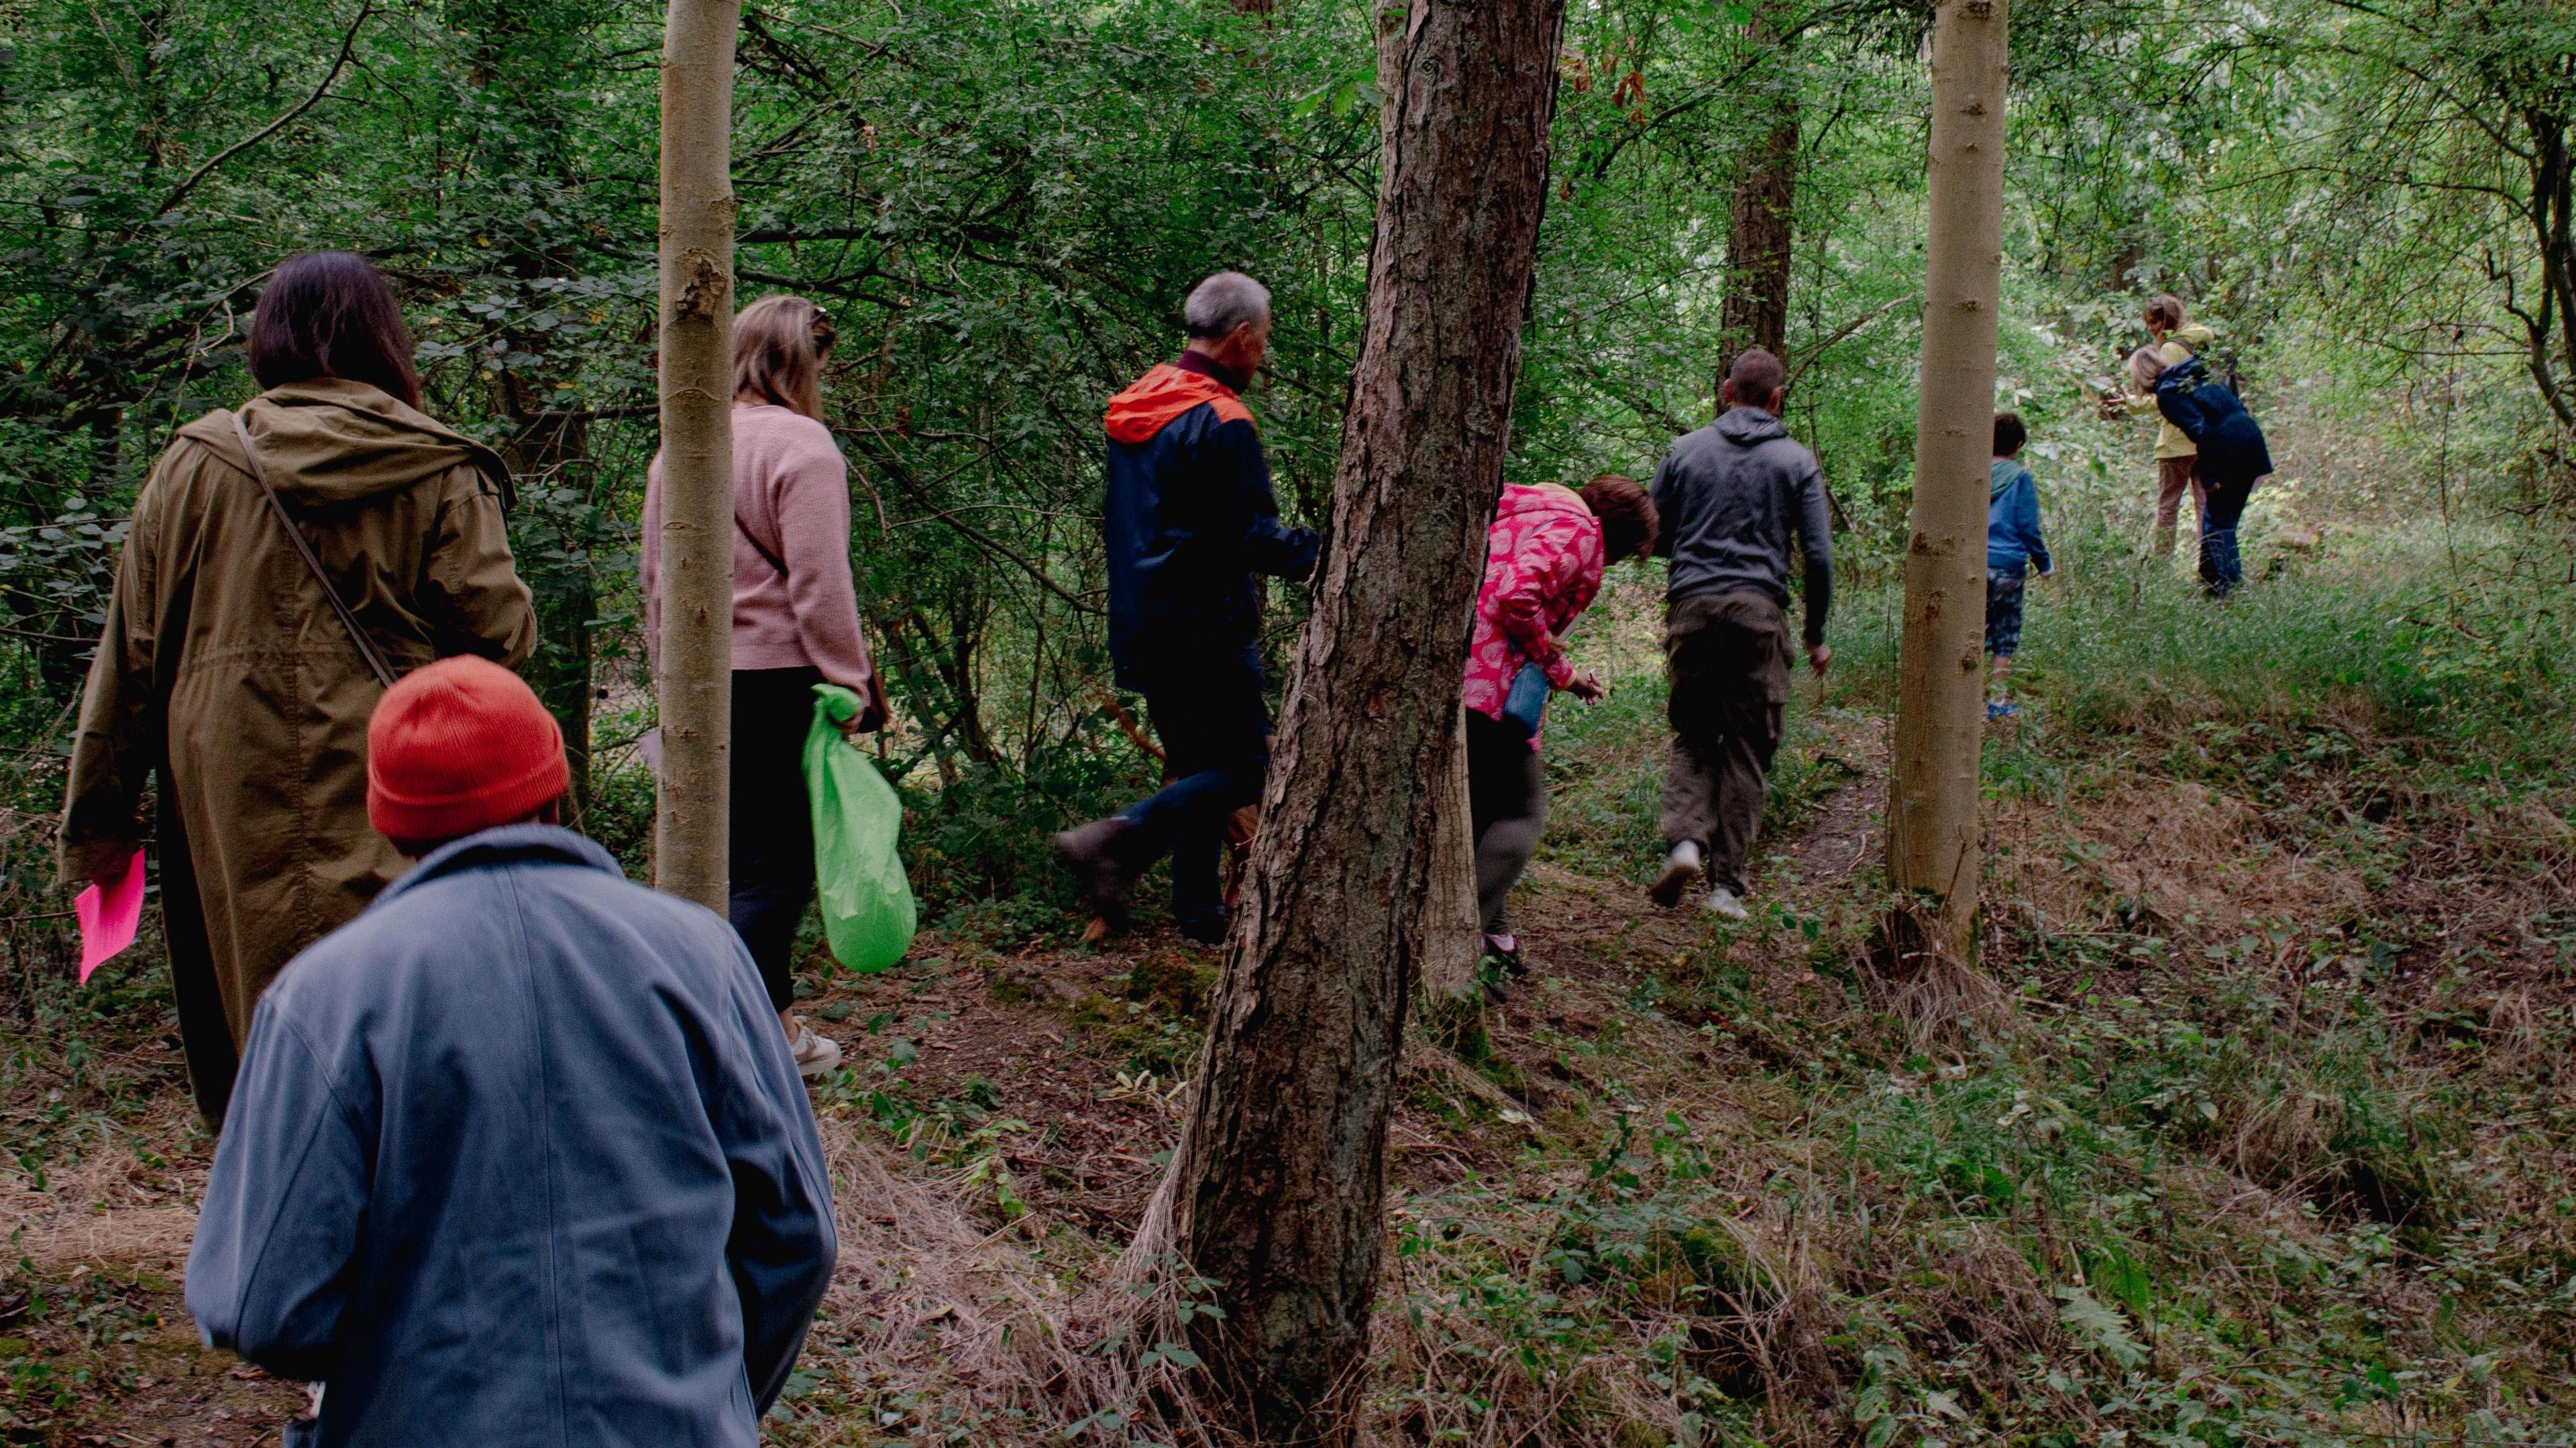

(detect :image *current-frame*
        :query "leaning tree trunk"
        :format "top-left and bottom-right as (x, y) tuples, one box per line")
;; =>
(1160, 0), (1568, 1436)
(1718, 7), (1799, 374)
(1886, 0), (2008, 962)
(653, 0), (741, 911)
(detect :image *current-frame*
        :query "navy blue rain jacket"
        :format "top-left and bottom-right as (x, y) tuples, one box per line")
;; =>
(186, 825), (837, 1448)
(2153, 357), (2274, 490)
(1102, 361), (1320, 689)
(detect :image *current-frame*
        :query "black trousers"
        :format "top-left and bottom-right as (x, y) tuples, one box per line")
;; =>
(1465, 710), (1547, 936)
(1121, 664), (1271, 935)
(729, 667), (822, 1013)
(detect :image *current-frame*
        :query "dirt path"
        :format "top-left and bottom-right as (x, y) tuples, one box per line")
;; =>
(4, 709), (1891, 1445)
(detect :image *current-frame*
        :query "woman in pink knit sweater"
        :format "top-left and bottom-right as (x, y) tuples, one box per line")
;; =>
(643, 295), (885, 1076)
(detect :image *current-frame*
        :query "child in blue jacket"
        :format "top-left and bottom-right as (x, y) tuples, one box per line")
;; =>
(1986, 412), (2051, 719)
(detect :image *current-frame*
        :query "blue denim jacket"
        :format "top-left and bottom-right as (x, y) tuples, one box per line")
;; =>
(188, 826), (836, 1447)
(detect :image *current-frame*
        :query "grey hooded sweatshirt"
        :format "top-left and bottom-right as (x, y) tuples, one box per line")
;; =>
(1648, 406), (1834, 646)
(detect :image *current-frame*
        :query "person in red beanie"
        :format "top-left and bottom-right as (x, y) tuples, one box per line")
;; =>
(188, 655), (837, 1447)
(364, 656), (572, 847)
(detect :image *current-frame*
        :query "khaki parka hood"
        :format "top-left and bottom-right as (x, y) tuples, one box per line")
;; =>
(176, 377), (516, 510)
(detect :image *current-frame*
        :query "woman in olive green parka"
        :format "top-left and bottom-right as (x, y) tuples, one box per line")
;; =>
(58, 254), (535, 1122)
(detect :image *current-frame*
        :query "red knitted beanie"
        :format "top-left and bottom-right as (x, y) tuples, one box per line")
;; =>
(367, 657), (570, 844)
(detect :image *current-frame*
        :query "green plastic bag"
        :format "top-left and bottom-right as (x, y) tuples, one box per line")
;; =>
(805, 683), (916, 973)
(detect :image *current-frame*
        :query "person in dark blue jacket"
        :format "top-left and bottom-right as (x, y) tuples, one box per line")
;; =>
(186, 657), (836, 1448)
(2131, 346), (2273, 596)
(1056, 272), (1320, 943)
(1985, 411), (2051, 720)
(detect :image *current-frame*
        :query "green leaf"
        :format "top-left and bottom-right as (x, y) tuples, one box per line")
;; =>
(2055, 1286), (2146, 1369)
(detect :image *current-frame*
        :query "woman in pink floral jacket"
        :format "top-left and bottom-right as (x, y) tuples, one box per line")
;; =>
(1462, 475), (1658, 984)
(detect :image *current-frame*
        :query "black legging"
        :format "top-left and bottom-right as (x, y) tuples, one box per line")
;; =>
(1466, 710), (1547, 937)
(729, 667), (822, 1012)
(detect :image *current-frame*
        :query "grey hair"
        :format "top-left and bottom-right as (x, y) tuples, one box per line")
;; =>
(1183, 271), (1272, 339)
(2126, 345), (2168, 392)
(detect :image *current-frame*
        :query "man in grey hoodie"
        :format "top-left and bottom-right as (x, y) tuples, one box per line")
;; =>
(1644, 349), (1833, 919)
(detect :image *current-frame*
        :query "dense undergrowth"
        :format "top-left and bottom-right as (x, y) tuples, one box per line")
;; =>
(1373, 527), (2575, 1446)
(2, 507), (2571, 1445)
(724, 524), (2576, 1447)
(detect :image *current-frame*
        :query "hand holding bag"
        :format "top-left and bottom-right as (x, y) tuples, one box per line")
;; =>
(806, 683), (916, 972)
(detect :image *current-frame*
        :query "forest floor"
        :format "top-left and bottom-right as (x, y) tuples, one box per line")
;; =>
(3, 542), (2573, 1447)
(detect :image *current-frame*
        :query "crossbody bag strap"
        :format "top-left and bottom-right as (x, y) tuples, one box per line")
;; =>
(227, 410), (400, 690)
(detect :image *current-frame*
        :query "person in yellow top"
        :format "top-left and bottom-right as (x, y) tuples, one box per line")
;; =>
(2103, 294), (2218, 557)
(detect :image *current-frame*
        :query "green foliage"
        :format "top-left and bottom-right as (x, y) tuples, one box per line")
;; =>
(2, 1), (2575, 1442)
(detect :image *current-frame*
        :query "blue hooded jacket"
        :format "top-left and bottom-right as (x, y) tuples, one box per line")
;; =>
(186, 825), (837, 1448)
(1102, 357), (1319, 690)
(1987, 459), (2051, 577)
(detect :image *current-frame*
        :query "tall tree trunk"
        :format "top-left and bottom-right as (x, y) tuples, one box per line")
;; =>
(654, 0), (741, 911)
(1886, 0), (2008, 962)
(1161, 0), (1568, 1435)
(1719, 9), (1799, 378)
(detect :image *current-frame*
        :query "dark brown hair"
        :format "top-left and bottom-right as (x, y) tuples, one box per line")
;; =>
(248, 252), (423, 408)
(1723, 347), (1786, 408)
(1992, 411), (2027, 457)
(1580, 473), (1659, 564)
(2145, 293), (2188, 331)
(733, 294), (835, 419)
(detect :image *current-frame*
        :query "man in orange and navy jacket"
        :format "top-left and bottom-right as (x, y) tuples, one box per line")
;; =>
(1056, 272), (1320, 944)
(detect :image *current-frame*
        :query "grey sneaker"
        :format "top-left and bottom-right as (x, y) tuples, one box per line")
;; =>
(1054, 816), (1140, 932)
(786, 1019), (843, 1078)
(1703, 886), (1750, 921)
(1648, 842), (1704, 907)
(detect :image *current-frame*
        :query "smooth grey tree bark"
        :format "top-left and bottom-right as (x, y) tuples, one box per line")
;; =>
(653, 0), (741, 909)
(1887, 0), (2010, 962)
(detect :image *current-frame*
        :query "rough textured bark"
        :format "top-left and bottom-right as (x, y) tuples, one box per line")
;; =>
(1162, 0), (1568, 1435)
(1719, 9), (1799, 375)
(653, 0), (741, 911)
(1886, 0), (2008, 960)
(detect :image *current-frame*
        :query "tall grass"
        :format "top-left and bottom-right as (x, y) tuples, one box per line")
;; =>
(1829, 523), (2575, 800)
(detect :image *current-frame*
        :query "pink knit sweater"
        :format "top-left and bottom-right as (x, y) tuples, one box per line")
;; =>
(642, 404), (877, 690)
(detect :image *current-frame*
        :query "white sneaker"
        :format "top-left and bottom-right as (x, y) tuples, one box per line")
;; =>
(786, 1019), (843, 1078)
(1703, 886), (1750, 921)
(1648, 842), (1704, 907)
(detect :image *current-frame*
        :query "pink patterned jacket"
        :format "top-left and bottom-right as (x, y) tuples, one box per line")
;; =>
(1460, 484), (1605, 748)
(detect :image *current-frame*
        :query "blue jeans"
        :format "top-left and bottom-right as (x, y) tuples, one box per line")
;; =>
(2200, 474), (2255, 596)
(1984, 569), (2029, 657)
(1122, 667), (1271, 936)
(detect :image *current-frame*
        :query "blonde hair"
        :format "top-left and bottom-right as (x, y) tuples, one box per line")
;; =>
(2127, 345), (2169, 392)
(2144, 293), (2188, 331)
(733, 294), (833, 419)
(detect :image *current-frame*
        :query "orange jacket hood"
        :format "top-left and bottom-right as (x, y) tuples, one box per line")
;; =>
(1104, 363), (1253, 444)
